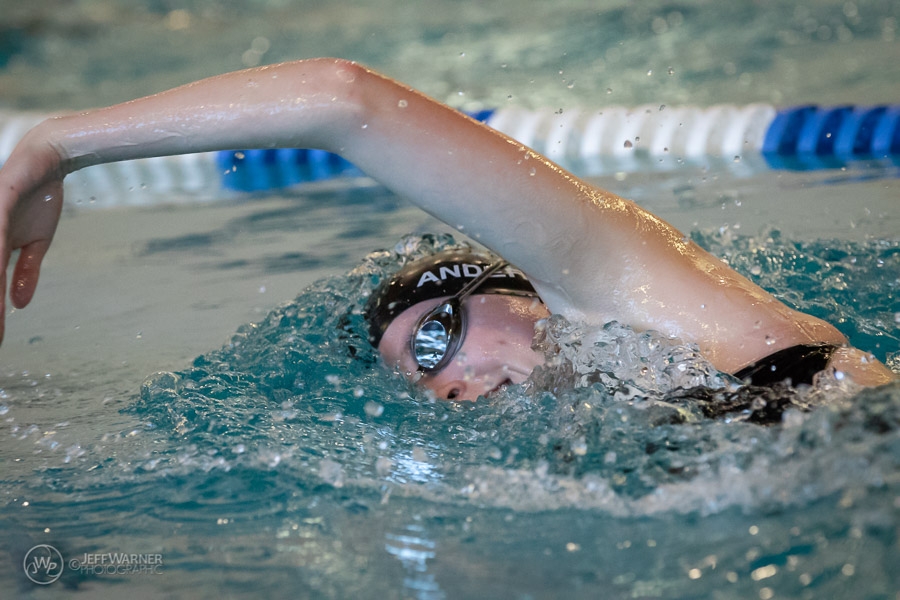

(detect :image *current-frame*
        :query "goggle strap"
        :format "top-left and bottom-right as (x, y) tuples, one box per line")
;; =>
(453, 261), (510, 303)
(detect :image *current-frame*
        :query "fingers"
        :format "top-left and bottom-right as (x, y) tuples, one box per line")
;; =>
(10, 238), (51, 309)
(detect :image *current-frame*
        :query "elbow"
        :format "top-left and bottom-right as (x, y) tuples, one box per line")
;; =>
(278, 58), (376, 150)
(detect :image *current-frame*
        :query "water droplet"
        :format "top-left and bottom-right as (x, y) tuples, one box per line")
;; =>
(606, 87), (613, 94)
(733, 155), (742, 163)
(659, 104), (666, 111)
(668, 67), (675, 75)
(571, 437), (587, 456)
(647, 69), (653, 76)
(397, 99), (408, 108)
(623, 139), (633, 149)
(765, 336), (776, 346)
(43, 195), (53, 202)
(529, 167), (536, 176)
(750, 265), (762, 276)
(566, 80), (575, 89)
(364, 401), (384, 417)
(375, 456), (393, 476)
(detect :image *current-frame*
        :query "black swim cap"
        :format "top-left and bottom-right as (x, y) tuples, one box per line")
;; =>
(365, 249), (538, 347)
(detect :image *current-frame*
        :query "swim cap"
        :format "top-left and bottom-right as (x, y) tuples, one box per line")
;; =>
(365, 249), (538, 347)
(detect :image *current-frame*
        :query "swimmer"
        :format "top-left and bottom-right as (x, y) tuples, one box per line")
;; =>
(0, 58), (894, 400)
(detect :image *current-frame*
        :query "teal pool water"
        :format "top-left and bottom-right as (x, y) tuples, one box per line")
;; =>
(1, 1), (899, 598)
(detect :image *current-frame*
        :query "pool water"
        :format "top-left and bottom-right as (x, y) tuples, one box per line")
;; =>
(1, 1), (899, 598)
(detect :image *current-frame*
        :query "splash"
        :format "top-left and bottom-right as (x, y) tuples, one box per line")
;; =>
(121, 230), (900, 519)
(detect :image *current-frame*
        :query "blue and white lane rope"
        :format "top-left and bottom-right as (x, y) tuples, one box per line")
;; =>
(1, 104), (898, 203)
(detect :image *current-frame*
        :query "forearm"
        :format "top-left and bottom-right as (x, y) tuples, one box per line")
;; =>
(32, 58), (364, 173)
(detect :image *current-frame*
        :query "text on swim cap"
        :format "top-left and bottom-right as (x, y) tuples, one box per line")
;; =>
(416, 264), (521, 287)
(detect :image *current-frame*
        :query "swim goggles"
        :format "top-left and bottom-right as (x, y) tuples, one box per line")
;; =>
(410, 261), (509, 373)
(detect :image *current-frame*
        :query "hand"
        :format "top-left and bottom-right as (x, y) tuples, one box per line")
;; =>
(0, 126), (66, 344)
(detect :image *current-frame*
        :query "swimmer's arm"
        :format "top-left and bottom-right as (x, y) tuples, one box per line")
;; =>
(1, 58), (880, 377)
(0, 58), (642, 338)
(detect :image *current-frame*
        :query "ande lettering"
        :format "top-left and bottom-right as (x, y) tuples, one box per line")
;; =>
(416, 263), (522, 288)
(417, 263), (482, 287)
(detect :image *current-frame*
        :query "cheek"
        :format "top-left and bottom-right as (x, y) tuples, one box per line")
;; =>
(378, 337), (416, 376)
(470, 298), (545, 342)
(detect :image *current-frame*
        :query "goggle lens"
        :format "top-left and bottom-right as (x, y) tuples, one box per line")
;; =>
(412, 304), (457, 370)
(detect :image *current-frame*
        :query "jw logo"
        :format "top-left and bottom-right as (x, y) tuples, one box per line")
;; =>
(23, 544), (64, 585)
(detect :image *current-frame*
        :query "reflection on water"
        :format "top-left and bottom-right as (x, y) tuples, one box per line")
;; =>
(385, 523), (444, 600)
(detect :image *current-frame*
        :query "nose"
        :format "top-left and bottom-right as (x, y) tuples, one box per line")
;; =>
(428, 368), (516, 402)
(433, 379), (469, 401)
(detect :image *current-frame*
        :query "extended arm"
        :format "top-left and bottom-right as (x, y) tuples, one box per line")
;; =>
(0, 58), (630, 342)
(2, 58), (885, 381)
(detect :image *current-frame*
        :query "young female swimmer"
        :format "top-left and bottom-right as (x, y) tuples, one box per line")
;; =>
(0, 58), (894, 400)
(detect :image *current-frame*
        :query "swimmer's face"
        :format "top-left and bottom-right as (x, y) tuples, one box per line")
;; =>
(377, 294), (550, 401)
